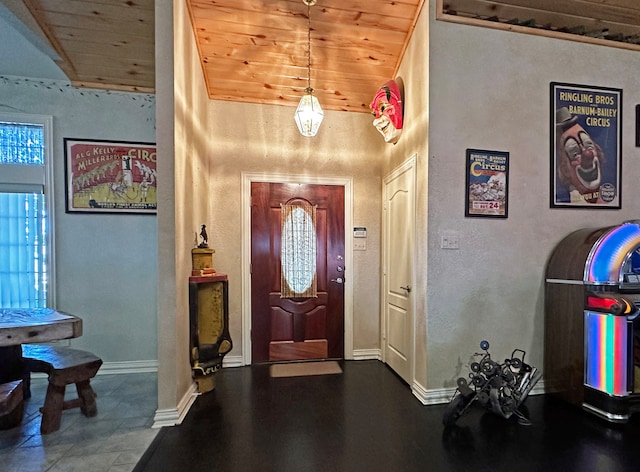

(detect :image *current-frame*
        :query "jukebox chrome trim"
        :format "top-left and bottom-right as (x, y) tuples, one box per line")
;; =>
(582, 402), (629, 423)
(584, 222), (640, 283)
(545, 278), (583, 285)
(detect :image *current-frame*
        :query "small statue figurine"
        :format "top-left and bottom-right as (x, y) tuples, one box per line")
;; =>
(198, 224), (208, 248)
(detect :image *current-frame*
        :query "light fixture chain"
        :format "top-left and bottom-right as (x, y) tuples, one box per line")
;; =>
(295, 0), (323, 138)
(307, 1), (311, 90)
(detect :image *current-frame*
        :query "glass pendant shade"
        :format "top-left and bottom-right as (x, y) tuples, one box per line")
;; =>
(294, 87), (324, 137)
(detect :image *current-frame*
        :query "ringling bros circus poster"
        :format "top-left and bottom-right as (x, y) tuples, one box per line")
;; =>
(65, 138), (156, 213)
(551, 82), (622, 209)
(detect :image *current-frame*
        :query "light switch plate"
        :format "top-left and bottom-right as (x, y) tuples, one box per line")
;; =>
(441, 231), (459, 250)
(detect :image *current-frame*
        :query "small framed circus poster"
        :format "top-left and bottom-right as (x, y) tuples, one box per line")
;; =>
(465, 148), (509, 218)
(64, 138), (156, 214)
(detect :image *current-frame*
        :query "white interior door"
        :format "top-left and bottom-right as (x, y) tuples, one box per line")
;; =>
(382, 156), (416, 384)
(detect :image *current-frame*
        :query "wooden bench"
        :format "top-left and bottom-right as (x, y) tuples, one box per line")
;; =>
(0, 380), (24, 430)
(22, 345), (103, 434)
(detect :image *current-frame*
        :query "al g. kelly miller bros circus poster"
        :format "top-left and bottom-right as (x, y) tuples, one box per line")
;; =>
(65, 138), (156, 213)
(551, 82), (621, 209)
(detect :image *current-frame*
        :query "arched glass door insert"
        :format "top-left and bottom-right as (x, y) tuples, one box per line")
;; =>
(280, 202), (317, 298)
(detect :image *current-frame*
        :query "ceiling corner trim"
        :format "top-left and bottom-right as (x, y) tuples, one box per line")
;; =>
(393, 0), (427, 79)
(435, 1), (640, 54)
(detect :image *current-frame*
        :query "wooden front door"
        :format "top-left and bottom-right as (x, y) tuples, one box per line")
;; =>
(251, 182), (345, 363)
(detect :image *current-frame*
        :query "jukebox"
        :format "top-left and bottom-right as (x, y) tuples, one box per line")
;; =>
(545, 221), (640, 423)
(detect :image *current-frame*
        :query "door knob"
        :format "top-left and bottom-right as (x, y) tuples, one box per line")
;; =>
(331, 278), (344, 284)
(400, 285), (412, 292)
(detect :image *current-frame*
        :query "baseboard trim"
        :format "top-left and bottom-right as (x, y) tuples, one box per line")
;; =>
(531, 379), (546, 396)
(152, 381), (198, 429)
(419, 387), (454, 405)
(222, 355), (244, 368)
(29, 359), (158, 380)
(97, 360), (158, 375)
(221, 352), (382, 366)
(352, 349), (382, 360)
(411, 380), (429, 405)
(413, 380), (548, 405)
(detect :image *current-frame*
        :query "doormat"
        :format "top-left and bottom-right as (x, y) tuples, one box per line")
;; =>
(270, 361), (342, 378)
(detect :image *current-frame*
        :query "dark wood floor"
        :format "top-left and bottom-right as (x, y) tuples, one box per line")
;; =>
(134, 360), (640, 472)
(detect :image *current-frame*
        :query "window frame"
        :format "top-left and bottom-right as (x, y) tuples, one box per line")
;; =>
(0, 112), (56, 307)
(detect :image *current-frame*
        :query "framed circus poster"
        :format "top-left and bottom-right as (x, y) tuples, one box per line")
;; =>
(550, 82), (622, 209)
(465, 148), (509, 218)
(64, 138), (156, 214)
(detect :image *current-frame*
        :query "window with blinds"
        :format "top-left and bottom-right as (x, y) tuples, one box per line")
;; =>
(0, 115), (53, 308)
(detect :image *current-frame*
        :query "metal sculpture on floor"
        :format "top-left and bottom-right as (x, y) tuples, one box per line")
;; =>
(443, 340), (541, 426)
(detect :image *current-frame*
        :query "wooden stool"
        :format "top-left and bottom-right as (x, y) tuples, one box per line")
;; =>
(22, 345), (102, 434)
(0, 380), (24, 430)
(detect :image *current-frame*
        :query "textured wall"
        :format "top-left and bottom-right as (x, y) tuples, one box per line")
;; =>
(156, 0), (217, 410)
(202, 99), (385, 358)
(427, 8), (640, 388)
(0, 76), (157, 363)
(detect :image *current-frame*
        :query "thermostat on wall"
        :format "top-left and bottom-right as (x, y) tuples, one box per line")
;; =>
(353, 227), (367, 238)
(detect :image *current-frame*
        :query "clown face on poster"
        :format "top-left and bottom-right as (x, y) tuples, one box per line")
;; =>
(551, 82), (622, 209)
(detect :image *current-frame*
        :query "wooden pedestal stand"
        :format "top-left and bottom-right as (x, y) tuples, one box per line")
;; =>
(189, 248), (232, 394)
(191, 248), (215, 276)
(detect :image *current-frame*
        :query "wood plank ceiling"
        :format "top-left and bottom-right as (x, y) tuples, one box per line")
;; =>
(7, 0), (640, 114)
(9, 0), (156, 93)
(12, 0), (424, 113)
(187, 0), (425, 112)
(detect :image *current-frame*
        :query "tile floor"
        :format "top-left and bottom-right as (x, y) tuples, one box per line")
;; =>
(0, 372), (158, 472)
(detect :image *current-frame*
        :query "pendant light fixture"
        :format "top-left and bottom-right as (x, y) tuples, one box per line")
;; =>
(294, 0), (324, 137)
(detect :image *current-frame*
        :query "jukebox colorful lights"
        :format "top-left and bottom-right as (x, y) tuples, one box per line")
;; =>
(585, 294), (633, 315)
(584, 311), (629, 396)
(586, 222), (640, 283)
